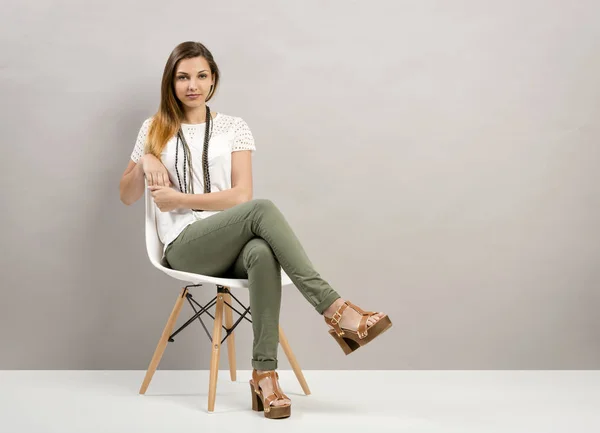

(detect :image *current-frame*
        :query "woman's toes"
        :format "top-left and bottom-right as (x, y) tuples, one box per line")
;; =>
(273, 398), (290, 407)
(367, 313), (385, 327)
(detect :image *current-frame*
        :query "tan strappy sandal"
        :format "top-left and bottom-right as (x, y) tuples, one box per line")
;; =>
(249, 369), (291, 419)
(325, 301), (392, 355)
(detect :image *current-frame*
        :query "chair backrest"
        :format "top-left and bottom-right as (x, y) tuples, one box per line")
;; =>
(144, 178), (165, 269)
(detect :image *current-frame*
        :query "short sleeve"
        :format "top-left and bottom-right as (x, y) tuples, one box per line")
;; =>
(232, 117), (256, 153)
(130, 118), (152, 163)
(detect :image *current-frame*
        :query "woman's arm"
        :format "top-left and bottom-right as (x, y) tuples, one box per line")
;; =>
(119, 156), (146, 205)
(179, 187), (248, 211)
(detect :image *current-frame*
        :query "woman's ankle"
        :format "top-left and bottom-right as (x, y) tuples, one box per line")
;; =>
(323, 298), (345, 317)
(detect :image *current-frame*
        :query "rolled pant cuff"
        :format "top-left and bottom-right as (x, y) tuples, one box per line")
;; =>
(315, 292), (342, 315)
(252, 359), (278, 370)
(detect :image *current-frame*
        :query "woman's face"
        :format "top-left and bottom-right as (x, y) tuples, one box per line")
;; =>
(173, 56), (214, 108)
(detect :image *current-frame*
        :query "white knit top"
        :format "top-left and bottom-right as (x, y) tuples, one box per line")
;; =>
(130, 113), (256, 258)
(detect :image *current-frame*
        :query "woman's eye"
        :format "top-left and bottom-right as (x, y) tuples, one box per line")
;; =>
(178, 76), (186, 80)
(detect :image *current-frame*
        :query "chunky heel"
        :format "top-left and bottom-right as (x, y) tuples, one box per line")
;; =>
(325, 301), (393, 355)
(328, 329), (360, 355)
(249, 382), (264, 412)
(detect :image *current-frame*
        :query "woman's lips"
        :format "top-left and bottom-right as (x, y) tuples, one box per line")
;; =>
(187, 94), (201, 99)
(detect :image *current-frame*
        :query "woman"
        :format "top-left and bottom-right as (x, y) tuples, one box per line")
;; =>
(119, 41), (392, 419)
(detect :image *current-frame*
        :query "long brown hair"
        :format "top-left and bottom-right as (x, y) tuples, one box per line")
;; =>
(145, 41), (221, 158)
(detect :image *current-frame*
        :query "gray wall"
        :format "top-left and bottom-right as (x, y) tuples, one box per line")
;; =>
(1, 0), (599, 370)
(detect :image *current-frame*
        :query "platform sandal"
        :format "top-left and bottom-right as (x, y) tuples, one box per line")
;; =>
(325, 300), (392, 355)
(249, 369), (291, 419)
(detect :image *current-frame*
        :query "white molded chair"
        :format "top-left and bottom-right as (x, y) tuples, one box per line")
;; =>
(138, 179), (311, 412)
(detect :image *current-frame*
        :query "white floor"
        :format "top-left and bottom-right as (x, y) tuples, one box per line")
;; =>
(0, 370), (598, 432)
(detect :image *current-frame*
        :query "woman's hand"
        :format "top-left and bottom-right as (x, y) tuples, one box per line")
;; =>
(142, 154), (171, 187)
(148, 185), (184, 212)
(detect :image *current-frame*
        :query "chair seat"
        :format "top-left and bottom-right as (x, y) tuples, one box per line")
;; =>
(157, 263), (293, 289)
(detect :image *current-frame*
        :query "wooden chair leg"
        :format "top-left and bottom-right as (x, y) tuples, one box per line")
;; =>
(207, 293), (225, 412)
(139, 287), (188, 394)
(223, 292), (237, 381)
(279, 326), (311, 395)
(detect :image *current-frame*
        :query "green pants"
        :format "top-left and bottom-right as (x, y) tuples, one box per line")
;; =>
(164, 198), (341, 370)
